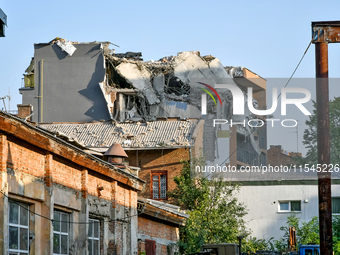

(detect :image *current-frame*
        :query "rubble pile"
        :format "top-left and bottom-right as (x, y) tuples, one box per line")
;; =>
(102, 51), (238, 122)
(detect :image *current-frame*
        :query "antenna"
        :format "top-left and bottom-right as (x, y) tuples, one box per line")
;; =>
(287, 120), (299, 153)
(8, 87), (10, 111)
(296, 121), (299, 153)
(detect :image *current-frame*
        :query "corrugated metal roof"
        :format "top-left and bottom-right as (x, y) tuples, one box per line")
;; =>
(145, 199), (189, 218)
(39, 120), (197, 149)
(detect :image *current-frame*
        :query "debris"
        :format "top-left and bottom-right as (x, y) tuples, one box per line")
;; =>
(55, 39), (77, 56)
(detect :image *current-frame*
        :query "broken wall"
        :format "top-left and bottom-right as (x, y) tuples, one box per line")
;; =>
(103, 52), (238, 122)
(20, 43), (110, 123)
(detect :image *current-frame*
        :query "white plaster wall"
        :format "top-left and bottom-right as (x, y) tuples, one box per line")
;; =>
(235, 184), (340, 240)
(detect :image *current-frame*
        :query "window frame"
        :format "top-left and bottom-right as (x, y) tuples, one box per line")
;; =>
(278, 200), (301, 213)
(88, 218), (100, 255)
(53, 210), (69, 255)
(150, 171), (168, 200)
(332, 197), (340, 215)
(8, 200), (30, 254)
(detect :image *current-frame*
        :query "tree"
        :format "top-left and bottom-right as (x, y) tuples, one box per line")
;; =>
(299, 97), (340, 165)
(168, 158), (248, 254)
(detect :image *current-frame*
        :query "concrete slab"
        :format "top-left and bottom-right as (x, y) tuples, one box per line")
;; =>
(53, 186), (81, 211)
(116, 62), (160, 105)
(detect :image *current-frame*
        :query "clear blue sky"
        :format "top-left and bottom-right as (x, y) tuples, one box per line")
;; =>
(1, 0), (340, 155)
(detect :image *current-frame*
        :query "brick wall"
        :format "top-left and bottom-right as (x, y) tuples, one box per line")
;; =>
(52, 157), (82, 190)
(267, 145), (301, 167)
(0, 114), (145, 254)
(138, 216), (178, 241)
(6, 138), (45, 177)
(138, 216), (179, 255)
(127, 148), (190, 200)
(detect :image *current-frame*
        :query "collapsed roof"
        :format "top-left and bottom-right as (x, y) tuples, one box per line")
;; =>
(102, 50), (238, 122)
(23, 38), (265, 158)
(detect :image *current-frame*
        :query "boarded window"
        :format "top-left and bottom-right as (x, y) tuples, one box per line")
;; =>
(145, 239), (156, 255)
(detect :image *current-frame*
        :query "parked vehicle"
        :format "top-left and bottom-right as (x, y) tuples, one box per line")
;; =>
(282, 244), (320, 255)
(187, 243), (320, 255)
(187, 243), (239, 255)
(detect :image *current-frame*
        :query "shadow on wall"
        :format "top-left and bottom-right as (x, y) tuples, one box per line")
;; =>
(78, 48), (110, 121)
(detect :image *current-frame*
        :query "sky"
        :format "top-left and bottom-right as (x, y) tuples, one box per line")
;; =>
(0, 0), (340, 156)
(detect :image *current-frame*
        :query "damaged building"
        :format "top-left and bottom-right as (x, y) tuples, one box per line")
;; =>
(15, 38), (269, 253)
(0, 110), (188, 255)
(19, 38), (267, 171)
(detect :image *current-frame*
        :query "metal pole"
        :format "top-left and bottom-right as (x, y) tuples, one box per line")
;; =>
(315, 42), (332, 255)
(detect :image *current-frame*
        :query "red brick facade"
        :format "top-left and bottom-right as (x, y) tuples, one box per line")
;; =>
(267, 145), (302, 167)
(138, 216), (178, 242)
(0, 112), (144, 255)
(127, 148), (190, 200)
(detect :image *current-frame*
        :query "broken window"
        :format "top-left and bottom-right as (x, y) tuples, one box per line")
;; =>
(164, 75), (191, 99)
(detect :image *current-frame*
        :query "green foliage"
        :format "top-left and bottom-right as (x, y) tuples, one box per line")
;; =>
(242, 237), (275, 254)
(168, 158), (248, 254)
(300, 97), (340, 165)
(333, 216), (340, 255)
(273, 214), (340, 253)
(274, 214), (319, 252)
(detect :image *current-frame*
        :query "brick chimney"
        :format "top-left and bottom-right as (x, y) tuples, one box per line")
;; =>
(17, 104), (33, 121)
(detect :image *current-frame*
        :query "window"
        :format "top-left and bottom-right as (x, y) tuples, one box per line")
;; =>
(151, 172), (167, 200)
(332, 197), (340, 214)
(88, 219), (100, 255)
(8, 200), (29, 254)
(53, 211), (69, 255)
(278, 201), (301, 212)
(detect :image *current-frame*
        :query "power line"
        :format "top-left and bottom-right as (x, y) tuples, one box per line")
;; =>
(278, 39), (313, 99)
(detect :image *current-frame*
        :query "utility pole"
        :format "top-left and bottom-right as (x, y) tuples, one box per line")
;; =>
(312, 20), (340, 255)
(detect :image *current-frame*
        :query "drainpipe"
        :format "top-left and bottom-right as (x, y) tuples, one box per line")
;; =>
(39, 59), (44, 122)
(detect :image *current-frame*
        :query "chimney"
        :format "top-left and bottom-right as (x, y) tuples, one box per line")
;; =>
(104, 143), (128, 167)
(17, 104), (33, 121)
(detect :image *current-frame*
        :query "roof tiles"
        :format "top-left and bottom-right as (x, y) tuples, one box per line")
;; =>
(39, 120), (197, 150)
